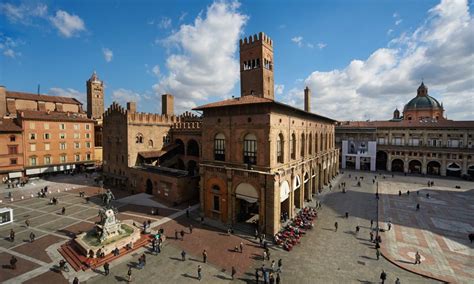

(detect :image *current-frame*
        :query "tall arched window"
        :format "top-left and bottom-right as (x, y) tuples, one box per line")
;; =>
(214, 133), (225, 161)
(301, 133), (305, 157)
(243, 133), (257, 165)
(148, 139), (154, 148)
(136, 133), (143, 144)
(319, 133), (323, 152)
(277, 133), (284, 163)
(291, 133), (296, 159)
(309, 133), (312, 155)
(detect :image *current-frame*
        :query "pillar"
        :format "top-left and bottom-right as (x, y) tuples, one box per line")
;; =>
(227, 178), (234, 224)
(387, 153), (392, 171)
(289, 172), (295, 219)
(441, 155), (447, 176)
(355, 155), (361, 170)
(421, 154), (427, 175)
(462, 156), (468, 175)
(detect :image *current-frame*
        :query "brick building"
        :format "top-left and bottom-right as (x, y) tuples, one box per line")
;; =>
(0, 119), (24, 180)
(336, 82), (474, 178)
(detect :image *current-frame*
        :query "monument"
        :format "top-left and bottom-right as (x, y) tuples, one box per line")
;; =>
(74, 189), (140, 258)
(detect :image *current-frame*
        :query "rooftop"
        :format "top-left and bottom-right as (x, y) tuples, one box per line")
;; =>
(18, 110), (93, 123)
(6, 91), (82, 105)
(0, 118), (22, 132)
(337, 119), (474, 129)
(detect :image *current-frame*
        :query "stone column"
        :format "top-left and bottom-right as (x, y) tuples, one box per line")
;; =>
(289, 172), (295, 219)
(404, 152), (409, 173)
(355, 155), (361, 170)
(441, 154), (447, 176)
(421, 154), (427, 175)
(199, 168), (205, 214)
(387, 152), (392, 171)
(462, 156), (468, 175)
(227, 177), (233, 224)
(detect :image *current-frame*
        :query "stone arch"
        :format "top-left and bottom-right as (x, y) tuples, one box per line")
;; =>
(293, 174), (302, 209)
(136, 133), (144, 144)
(175, 139), (184, 155)
(290, 132), (296, 159)
(148, 139), (154, 148)
(467, 164), (474, 178)
(235, 183), (259, 203)
(391, 159), (404, 172)
(276, 132), (284, 163)
(408, 160), (422, 174)
(186, 139), (200, 157)
(427, 161), (441, 175)
(376, 151), (388, 171)
(303, 172), (310, 200)
(280, 180), (290, 220)
(447, 162), (461, 177)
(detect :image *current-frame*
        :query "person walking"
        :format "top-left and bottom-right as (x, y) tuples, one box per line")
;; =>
(395, 278), (401, 284)
(370, 219), (373, 228)
(180, 230), (185, 240)
(277, 258), (282, 272)
(231, 266), (236, 280)
(240, 241), (244, 253)
(345, 212), (349, 218)
(73, 277), (79, 284)
(255, 229), (259, 240)
(10, 229), (15, 242)
(370, 231), (374, 242)
(276, 273), (281, 284)
(334, 222), (338, 232)
(356, 225), (360, 234)
(387, 221), (392, 231)
(263, 250), (267, 261)
(255, 268), (260, 283)
(181, 250), (186, 261)
(61, 207), (66, 215)
(29, 232), (36, 243)
(266, 249), (271, 261)
(175, 230), (178, 240)
(376, 249), (380, 260)
(270, 260), (276, 271)
(197, 265), (202, 281)
(10, 255), (17, 270)
(127, 266), (132, 282)
(416, 203), (420, 211)
(189, 224), (193, 234)
(398, 190), (402, 196)
(104, 262), (110, 276)
(202, 249), (207, 263)
(380, 270), (387, 284)
(186, 206), (190, 218)
(415, 251), (421, 264)
(25, 219), (30, 227)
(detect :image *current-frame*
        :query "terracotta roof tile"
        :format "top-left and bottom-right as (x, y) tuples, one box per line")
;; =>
(19, 110), (93, 122)
(337, 119), (474, 129)
(0, 118), (22, 132)
(6, 91), (82, 105)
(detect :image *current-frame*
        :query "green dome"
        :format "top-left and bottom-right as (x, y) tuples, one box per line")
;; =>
(404, 95), (442, 110)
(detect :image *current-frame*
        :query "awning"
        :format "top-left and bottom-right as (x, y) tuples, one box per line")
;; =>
(280, 181), (290, 202)
(235, 183), (259, 203)
(8, 172), (22, 178)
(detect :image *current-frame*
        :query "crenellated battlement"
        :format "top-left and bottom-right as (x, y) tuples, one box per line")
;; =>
(179, 111), (201, 122)
(128, 111), (180, 124)
(104, 101), (127, 117)
(171, 121), (202, 130)
(239, 32), (273, 49)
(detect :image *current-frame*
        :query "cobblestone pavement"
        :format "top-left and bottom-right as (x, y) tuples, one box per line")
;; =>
(378, 180), (474, 283)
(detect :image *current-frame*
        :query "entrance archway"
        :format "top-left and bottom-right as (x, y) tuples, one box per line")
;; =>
(175, 139), (185, 155)
(376, 151), (388, 170)
(427, 161), (441, 175)
(146, 179), (153, 194)
(280, 180), (290, 222)
(391, 159), (404, 172)
(409, 160), (422, 174)
(293, 175), (301, 209)
(186, 139), (200, 157)
(304, 172), (310, 201)
(446, 162), (461, 177)
(468, 165), (474, 178)
(235, 183), (259, 223)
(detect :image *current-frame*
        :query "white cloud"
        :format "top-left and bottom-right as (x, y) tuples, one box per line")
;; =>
(112, 88), (142, 105)
(0, 34), (23, 59)
(179, 12), (188, 22)
(395, 19), (403, 25)
(283, 0), (474, 121)
(393, 12), (399, 18)
(50, 10), (86, 38)
(275, 84), (285, 95)
(152, 65), (160, 77)
(0, 3), (48, 24)
(3, 49), (17, 58)
(153, 1), (248, 113)
(307, 43), (314, 48)
(387, 29), (394, 35)
(159, 17), (172, 29)
(48, 87), (86, 104)
(291, 36), (303, 47)
(102, 48), (113, 62)
(317, 42), (327, 49)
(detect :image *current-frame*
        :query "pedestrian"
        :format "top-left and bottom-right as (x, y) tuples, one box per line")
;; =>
(202, 249), (207, 263)
(387, 221), (392, 231)
(356, 225), (360, 234)
(269, 272), (275, 284)
(277, 258), (282, 272)
(395, 278), (401, 284)
(426, 193), (430, 199)
(380, 270), (387, 284)
(29, 232), (35, 243)
(186, 206), (190, 218)
(276, 273), (281, 284)
(141, 253), (146, 267)
(398, 190), (401, 196)
(73, 277), (79, 284)
(345, 212), (349, 218)
(370, 219), (373, 228)
(255, 268), (260, 283)
(231, 266), (236, 279)
(197, 265), (202, 281)
(370, 231), (374, 242)
(127, 266), (132, 282)
(200, 216), (204, 224)
(266, 249), (271, 260)
(25, 219), (30, 227)
(376, 249), (380, 260)
(271, 260), (276, 271)
(415, 251), (421, 264)
(175, 230), (178, 240)
(10, 255), (17, 270)
(416, 203), (420, 211)
(240, 241), (244, 253)
(334, 221), (338, 232)
(255, 229), (259, 240)
(189, 224), (193, 234)
(104, 262), (110, 276)
(10, 229), (15, 242)
(263, 250), (267, 261)
(61, 207), (66, 215)
(469, 233), (474, 243)
(181, 250), (186, 261)
(407, 190), (410, 196)
(180, 230), (185, 240)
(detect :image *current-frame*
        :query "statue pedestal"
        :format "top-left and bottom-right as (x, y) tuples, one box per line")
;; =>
(75, 220), (140, 258)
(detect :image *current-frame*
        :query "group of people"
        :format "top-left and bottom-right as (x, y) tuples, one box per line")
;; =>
(274, 207), (317, 251)
(37, 187), (49, 198)
(256, 258), (283, 284)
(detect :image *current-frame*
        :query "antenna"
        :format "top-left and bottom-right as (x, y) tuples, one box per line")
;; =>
(37, 84), (40, 95)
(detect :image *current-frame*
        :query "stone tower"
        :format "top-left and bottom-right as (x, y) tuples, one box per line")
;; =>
(304, 86), (311, 112)
(86, 71), (104, 119)
(162, 94), (174, 116)
(239, 32), (274, 100)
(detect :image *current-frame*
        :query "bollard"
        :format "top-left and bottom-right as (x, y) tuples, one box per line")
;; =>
(21, 196), (24, 200)
(57, 189), (60, 193)
(10, 198), (14, 202)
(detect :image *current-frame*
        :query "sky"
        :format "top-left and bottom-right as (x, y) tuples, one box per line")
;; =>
(0, 0), (473, 120)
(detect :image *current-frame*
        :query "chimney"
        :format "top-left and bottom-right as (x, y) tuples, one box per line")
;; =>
(38, 101), (46, 111)
(304, 86), (311, 112)
(127, 102), (136, 113)
(162, 94), (174, 116)
(0, 85), (6, 117)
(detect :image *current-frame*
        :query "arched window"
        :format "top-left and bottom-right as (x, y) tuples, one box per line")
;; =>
(162, 134), (170, 145)
(187, 139), (200, 157)
(136, 133), (143, 144)
(309, 133), (312, 155)
(291, 133), (296, 159)
(148, 139), (154, 148)
(319, 133), (323, 152)
(301, 133), (305, 157)
(214, 133), (225, 161)
(9, 135), (16, 142)
(277, 133), (284, 163)
(243, 133), (257, 165)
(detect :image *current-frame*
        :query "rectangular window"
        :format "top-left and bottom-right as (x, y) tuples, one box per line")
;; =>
(30, 157), (37, 166)
(60, 133), (66, 139)
(10, 158), (17, 165)
(213, 195), (220, 211)
(30, 144), (36, 152)
(60, 143), (67, 150)
(10, 135), (15, 142)
(243, 139), (257, 165)
(74, 124), (79, 130)
(44, 156), (51, 165)
(74, 142), (80, 149)
(75, 154), (80, 162)
(30, 133), (36, 140)
(29, 122), (35, 129)
(86, 133), (91, 139)
(60, 123), (66, 130)
(86, 153), (91, 160)
(377, 138), (386, 145)
(60, 155), (67, 163)
(277, 139), (283, 163)
(392, 137), (402, 145)
(44, 143), (50, 151)
(44, 133), (50, 140)
(74, 133), (80, 139)
(86, 142), (91, 148)
(8, 145), (18, 155)
(44, 123), (49, 130)
(85, 124), (90, 130)
(214, 138), (225, 161)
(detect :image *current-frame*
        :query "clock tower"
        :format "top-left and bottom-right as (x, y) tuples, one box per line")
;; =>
(86, 71), (104, 120)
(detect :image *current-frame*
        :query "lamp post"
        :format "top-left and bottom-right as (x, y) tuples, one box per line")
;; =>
(375, 181), (379, 244)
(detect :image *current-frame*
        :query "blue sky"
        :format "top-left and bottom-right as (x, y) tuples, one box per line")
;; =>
(1, 0), (473, 120)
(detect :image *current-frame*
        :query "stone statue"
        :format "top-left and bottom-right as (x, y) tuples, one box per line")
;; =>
(97, 206), (123, 243)
(102, 189), (115, 208)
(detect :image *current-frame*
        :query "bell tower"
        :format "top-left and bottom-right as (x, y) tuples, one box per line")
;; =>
(86, 71), (104, 119)
(239, 32), (274, 100)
